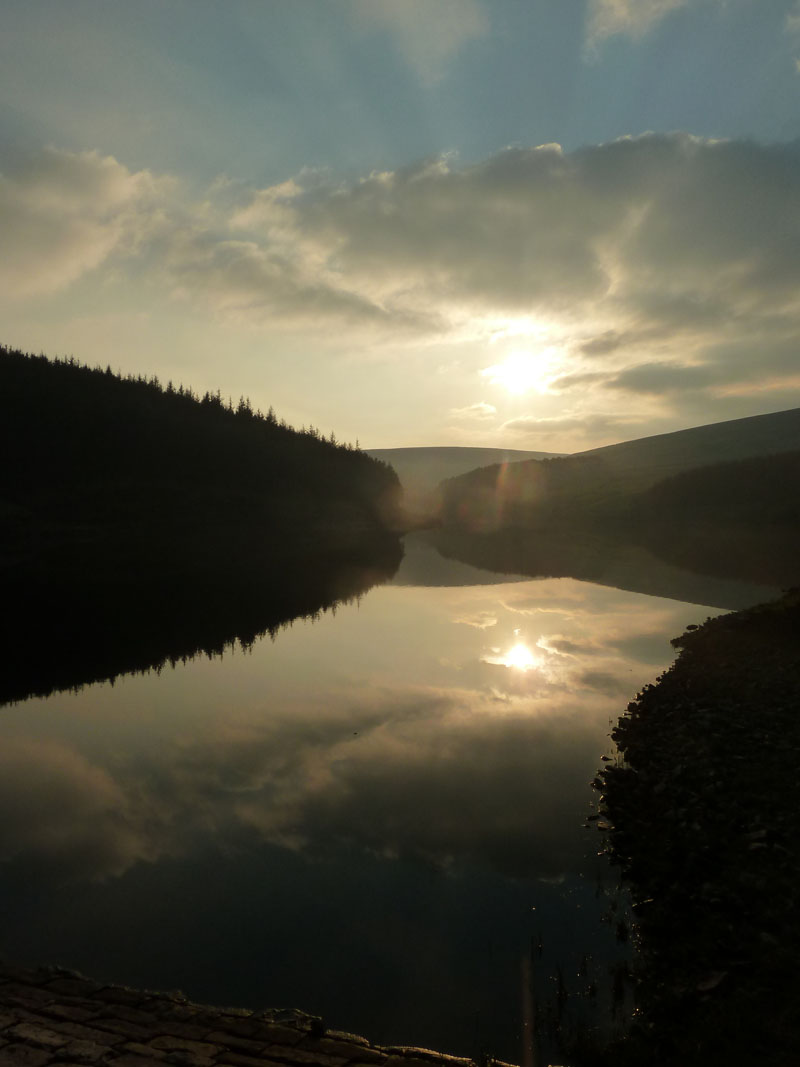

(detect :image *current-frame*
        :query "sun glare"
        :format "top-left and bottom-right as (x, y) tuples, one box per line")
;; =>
(503, 642), (538, 671)
(481, 348), (558, 395)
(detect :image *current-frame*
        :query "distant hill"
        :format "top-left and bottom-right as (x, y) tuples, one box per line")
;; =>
(367, 446), (561, 517)
(439, 407), (800, 530)
(435, 408), (800, 591)
(576, 405), (800, 490)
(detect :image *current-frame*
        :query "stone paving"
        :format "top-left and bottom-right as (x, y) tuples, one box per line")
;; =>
(0, 965), (518, 1067)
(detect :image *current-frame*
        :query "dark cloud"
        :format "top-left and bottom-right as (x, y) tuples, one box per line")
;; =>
(501, 413), (639, 438)
(580, 330), (626, 356)
(550, 371), (610, 391)
(574, 669), (638, 697)
(605, 361), (723, 394)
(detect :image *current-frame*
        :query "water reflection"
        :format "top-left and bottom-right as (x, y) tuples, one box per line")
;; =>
(0, 542), (402, 706)
(0, 568), (728, 1061)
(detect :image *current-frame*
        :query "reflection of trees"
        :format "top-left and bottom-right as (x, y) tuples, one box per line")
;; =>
(0, 345), (406, 703)
(0, 541), (401, 705)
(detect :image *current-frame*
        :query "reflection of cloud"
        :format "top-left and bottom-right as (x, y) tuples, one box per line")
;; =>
(537, 634), (604, 657)
(239, 694), (602, 878)
(453, 610), (498, 629)
(0, 738), (156, 882)
(0, 685), (599, 884)
(574, 669), (637, 697)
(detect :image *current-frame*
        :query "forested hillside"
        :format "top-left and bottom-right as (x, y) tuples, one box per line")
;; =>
(633, 450), (800, 585)
(0, 345), (402, 583)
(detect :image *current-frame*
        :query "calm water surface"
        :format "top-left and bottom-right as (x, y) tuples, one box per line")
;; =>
(0, 539), (734, 1060)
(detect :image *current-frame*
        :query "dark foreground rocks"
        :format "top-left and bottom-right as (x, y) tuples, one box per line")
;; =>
(597, 589), (800, 1065)
(0, 964), (516, 1067)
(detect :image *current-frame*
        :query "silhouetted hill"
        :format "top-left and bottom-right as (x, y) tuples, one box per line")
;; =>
(0, 346), (402, 584)
(439, 407), (800, 530)
(367, 446), (560, 491)
(435, 409), (800, 591)
(367, 446), (560, 518)
(633, 450), (800, 586)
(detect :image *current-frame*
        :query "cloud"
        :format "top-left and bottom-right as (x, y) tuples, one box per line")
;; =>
(501, 413), (640, 439)
(605, 360), (723, 394)
(549, 371), (610, 391)
(450, 401), (497, 420)
(580, 330), (626, 356)
(585, 0), (690, 44)
(5, 133), (800, 431)
(350, 0), (489, 85)
(788, 2), (800, 71)
(0, 146), (166, 298)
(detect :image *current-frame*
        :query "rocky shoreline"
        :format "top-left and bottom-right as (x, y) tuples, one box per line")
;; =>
(596, 589), (800, 1065)
(0, 964), (516, 1067)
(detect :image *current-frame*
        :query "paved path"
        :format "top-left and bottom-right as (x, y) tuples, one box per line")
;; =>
(0, 965), (516, 1067)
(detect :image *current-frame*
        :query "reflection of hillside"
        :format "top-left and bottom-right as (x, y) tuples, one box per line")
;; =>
(390, 532), (527, 587)
(0, 539), (402, 706)
(423, 526), (780, 610)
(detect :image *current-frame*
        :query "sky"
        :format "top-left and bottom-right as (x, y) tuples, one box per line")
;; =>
(2, 0), (800, 451)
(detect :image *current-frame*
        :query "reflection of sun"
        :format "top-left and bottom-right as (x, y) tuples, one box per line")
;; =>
(482, 629), (544, 673)
(486, 635), (541, 670)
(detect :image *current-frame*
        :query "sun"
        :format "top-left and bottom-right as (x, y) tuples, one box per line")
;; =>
(480, 348), (557, 395)
(503, 642), (538, 671)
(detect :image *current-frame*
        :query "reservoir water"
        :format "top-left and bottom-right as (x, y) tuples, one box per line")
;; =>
(0, 535), (774, 1062)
